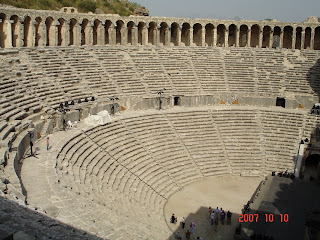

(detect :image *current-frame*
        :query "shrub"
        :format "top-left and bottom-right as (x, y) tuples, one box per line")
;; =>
(78, 0), (97, 12)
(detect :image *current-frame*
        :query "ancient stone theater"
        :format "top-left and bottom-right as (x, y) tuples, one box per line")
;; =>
(0, 4), (320, 240)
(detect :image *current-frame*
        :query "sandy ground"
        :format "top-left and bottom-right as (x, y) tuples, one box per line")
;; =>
(164, 175), (264, 240)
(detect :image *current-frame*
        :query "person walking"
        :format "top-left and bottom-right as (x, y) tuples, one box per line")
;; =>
(190, 220), (196, 234)
(47, 137), (50, 150)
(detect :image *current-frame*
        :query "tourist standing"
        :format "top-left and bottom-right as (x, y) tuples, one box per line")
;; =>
(47, 137), (50, 150)
(227, 210), (232, 225)
(220, 210), (226, 225)
(171, 214), (176, 224)
(181, 217), (186, 229)
(211, 211), (215, 225)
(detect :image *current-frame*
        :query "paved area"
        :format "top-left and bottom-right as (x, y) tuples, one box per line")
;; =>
(164, 176), (263, 240)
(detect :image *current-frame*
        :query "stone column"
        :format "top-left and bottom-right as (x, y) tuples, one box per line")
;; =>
(152, 26), (157, 46)
(269, 30), (273, 48)
(27, 20), (36, 47)
(106, 24), (114, 45)
(74, 22), (81, 46)
(85, 21), (93, 45)
(112, 24), (117, 45)
(99, 23), (105, 45)
(121, 24), (127, 45)
(310, 28), (315, 49)
(224, 29), (228, 47)
(142, 26), (148, 45)
(235, 28), (239, 47)
(4, 20), (13, 48)
(247, 28), (251, 47)
(259, 29), (263, 48)
(131, 25), (138, 45)
(18, 19), (24, 47)
(177, 26), (181, 46)
(213, 27), (217, 46)
(64, 20), (70, 46)
(279, 29), (283, 48)
(156, 26), (160, 46)
(52, 21), (59, 46)
(201, 26), (206, 46)
(292, 28), (296, 49)
(301, 29), (305, 49)
(189, 27), (193, 46)
(37, 20), (46, 47)
(165, 27), (171, 46)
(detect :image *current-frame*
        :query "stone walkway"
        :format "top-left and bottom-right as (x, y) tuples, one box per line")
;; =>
(164, 175), (263, 240)
(20, 125), (123, 239)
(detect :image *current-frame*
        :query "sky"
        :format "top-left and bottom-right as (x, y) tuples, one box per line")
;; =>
(133, 0), (320, 23)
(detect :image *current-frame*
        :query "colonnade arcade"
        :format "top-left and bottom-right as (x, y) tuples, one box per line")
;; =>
(0, 10), (320, 50)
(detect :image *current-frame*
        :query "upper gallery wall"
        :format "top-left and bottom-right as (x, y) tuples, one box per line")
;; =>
(0, 6), (319, 49)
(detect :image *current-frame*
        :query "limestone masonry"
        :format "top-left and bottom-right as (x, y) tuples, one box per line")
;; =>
(1, 5), (320, 240)
(0, 6), (319, 49)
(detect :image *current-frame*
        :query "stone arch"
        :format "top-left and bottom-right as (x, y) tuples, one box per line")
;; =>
(262, 25), (271, 48)
(45, 17), (55, 46)
(81, 19), (89, 45)
(58, 18), (66, 46)
(148, 21), (157, 45)
(127, 21), (135, 45)
(193, 23), (202, 46)
(181, 22), (190, 46)
(138, 21), (147, 45)
(304, 27), (312, 49)
(228, 24), (237, 47)
(295, 27), (302, 49)
(93, 19), (101, 45)
(283, 26), (293, 49)
(104, 20), (113, 45)
(24, 16), (32, 47)
(160, 22), (168, 46)
(272, 26), (281, 48)
(250, 24), (260, 47)
(314, 27), (320, 50)
(205, 23), (214, 46)
(69, 18), (77, 45)
(10, 15), (20, 47)
(217, 24), (226, 46)
(170, 22), (179, 46)
(116, 20), (124, 45)
(239, 24), (248, 47)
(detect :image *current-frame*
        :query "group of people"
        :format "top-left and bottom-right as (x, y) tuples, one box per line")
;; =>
(209, 207), (232, 232)
(171, 214), (198, 239)
(171, 208), (232, 239)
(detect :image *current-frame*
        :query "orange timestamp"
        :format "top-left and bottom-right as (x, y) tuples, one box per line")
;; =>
(239, 213), (289, 223)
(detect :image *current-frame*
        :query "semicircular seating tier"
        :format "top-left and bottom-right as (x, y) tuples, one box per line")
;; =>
(50, 107), (317, 238)
(0, 46), (320, 203)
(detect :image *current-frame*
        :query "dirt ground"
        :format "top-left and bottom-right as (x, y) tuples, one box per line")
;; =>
(164, 175), (264, 240)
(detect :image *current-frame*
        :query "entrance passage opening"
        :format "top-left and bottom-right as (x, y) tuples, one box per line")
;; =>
(174, 97), (180, 106)
(304, 154), (320, 181)
(276, 97), (286, 108)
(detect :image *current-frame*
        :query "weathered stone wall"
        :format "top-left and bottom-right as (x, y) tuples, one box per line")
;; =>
(0, 7), (319, 49)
